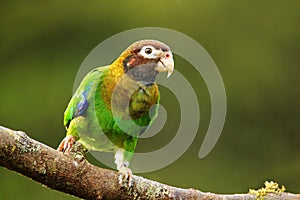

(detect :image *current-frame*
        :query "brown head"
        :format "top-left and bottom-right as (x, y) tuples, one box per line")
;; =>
(113, 40), (174, 86)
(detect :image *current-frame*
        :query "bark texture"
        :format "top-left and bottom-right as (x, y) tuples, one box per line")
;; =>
(0, 126), (299, 200)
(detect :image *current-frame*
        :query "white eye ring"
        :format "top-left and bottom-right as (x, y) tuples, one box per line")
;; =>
(140, 45), (157, 58)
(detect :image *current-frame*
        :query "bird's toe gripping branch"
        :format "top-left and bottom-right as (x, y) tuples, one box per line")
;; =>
(118, 165), (133, 188)
(57, 135), (76, 153)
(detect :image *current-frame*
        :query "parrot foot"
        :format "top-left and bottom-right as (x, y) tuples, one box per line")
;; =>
(118, 165), (133, 188)
(57, 135), (76, 153)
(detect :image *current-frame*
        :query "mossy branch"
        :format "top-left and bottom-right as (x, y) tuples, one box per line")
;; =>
(0, 126), (299, 200)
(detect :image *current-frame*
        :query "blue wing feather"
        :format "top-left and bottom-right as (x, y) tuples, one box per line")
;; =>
(74, 91), (89, 117)
(63, 66), (106, 128)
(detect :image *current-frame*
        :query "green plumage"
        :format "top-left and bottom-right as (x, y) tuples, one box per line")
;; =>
(59, 40), (174, 170)
(64, 65), (159, 163)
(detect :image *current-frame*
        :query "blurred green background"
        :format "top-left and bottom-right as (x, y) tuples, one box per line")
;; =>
(1, 1), (299, 199)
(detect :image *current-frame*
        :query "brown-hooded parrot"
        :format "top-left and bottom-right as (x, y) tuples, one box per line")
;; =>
(57, 40), (174, 177)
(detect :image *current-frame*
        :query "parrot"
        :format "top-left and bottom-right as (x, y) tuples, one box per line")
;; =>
(57, 40), (174, 180)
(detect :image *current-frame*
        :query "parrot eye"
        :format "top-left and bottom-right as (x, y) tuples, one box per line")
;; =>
(139, 45), (157, 59)
(144, 48), (152, 55)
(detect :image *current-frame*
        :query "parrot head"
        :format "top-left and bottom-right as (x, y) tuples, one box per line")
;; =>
(115, 40), (174, 85)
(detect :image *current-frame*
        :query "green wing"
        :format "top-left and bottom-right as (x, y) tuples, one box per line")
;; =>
(63, 66), (108, 129)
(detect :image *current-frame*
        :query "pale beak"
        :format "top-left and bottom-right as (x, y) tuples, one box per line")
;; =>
(155, 52), (174, 78)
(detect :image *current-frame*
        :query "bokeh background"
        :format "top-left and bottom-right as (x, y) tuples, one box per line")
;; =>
(1, 1), (299, 199)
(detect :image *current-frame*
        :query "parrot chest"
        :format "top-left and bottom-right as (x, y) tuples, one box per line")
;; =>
(79, 68), (159, 151)
(88, 72), (159, 146)
(100, 72), (159, 121)
(129, 85), (159, 120)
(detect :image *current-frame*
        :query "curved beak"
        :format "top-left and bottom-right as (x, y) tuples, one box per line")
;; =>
(155, 51), (174, 78)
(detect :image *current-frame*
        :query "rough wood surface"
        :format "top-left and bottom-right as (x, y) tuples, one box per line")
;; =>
(0, 126), (299, 200)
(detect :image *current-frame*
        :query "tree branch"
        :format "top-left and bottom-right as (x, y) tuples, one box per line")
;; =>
(0, 126), (299, 200)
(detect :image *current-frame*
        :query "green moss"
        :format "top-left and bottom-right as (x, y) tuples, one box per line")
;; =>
(249, 181), (286, 200)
